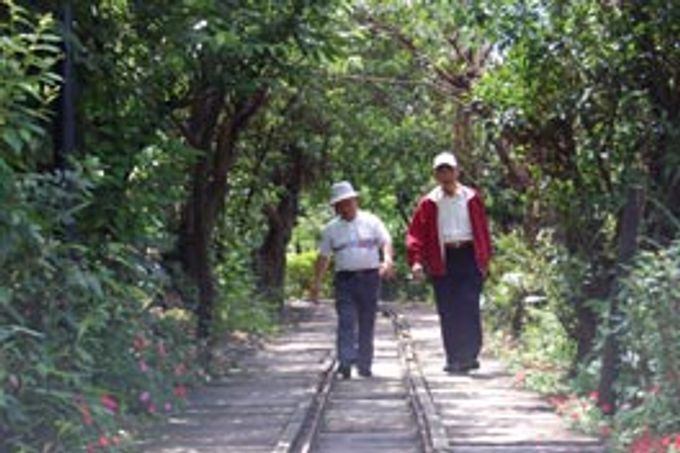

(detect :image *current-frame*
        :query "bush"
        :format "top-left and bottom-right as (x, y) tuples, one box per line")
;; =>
(285, 250), (329, 299)
(610, 240), (680, 446)
(0, 168), (200, 451)
(485, 230), (582, 348)
(0, 1), (61, 169)
(214, 244), (275, 335)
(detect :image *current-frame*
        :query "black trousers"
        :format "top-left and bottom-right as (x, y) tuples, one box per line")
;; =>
(334, 269), (380, 371)
(432, 245), (483, 364)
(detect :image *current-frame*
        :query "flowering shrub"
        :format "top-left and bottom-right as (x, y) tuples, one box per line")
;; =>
(0, 6), (204, 450)
(488, 234), (680, 452)
(0, 169), (200, 451)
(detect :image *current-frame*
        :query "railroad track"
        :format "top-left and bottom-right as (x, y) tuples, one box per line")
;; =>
(141, 301), (606, 452)
(275, 303), (445, 453)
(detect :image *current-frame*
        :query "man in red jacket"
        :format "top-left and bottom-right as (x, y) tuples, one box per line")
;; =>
(406, 151), (492, 373)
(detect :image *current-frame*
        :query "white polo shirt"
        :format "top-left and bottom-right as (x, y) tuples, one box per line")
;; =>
(319, 210), (391, 272)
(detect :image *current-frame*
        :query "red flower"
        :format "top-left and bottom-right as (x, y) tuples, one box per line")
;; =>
(599, 425), (611, 438)
(100, 394), (118, 414)
(133, 333), (148, 351)
(78, 401), (93, 426)
(174, 362), (187, 376)
(513, 371), (526, 387)
(600, 402), (612, 414)
(174, 385), (188, 399)
(629, 428), (661, 453)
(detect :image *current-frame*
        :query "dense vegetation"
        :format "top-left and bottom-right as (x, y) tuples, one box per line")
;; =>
(1, 0), (678, 451)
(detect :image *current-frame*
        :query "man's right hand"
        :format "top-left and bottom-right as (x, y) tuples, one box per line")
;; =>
(308, 283), (320, 304)
(411, 263), (425, 282)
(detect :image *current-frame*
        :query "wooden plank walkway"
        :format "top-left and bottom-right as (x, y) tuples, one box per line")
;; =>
(138, 301), (336, 452)
(137, 301), (606, 453)
(403, 303), (605, 453)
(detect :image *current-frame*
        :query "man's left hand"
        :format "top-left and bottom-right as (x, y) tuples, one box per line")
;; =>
(379, 261), (395, 279)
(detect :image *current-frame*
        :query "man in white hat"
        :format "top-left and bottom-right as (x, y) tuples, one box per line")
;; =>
(406, 151), (492, 373)
(310, 181), (394, 379)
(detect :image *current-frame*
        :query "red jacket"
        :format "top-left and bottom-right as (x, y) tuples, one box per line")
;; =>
(406, 185), (492, 277)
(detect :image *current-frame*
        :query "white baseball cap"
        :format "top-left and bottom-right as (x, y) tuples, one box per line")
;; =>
(329, 181), (359, 205)
(432, 151), (458, 169)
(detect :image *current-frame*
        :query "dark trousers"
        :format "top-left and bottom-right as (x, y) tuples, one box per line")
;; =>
(432, 245), (483, 364)
(334, 269), (380, 371)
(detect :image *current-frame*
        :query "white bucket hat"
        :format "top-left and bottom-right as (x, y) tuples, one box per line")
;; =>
(433, 151), (458, 169)
(329, 181), (359, 205)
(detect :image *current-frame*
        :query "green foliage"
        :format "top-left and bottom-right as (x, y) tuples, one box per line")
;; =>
(612, 241), (680, 437)
(285, 250), (330, 300)
(0, 0), (61, 170)
(486, 230), (585, 342)
(2, 0), (680, 450)
(486, 231), (576, 394)
(214, 244), (275, 335)
(0, 167), (199, 451)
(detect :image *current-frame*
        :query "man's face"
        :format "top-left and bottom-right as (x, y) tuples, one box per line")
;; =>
(434, 165), (458, 185)
(334, 197), (359, 220)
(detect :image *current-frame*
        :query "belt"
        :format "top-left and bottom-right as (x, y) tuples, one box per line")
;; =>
(444, 240), (473, 249)
(336, 268), (379, 277)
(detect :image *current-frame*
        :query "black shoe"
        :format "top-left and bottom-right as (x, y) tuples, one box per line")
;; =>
(444, 362), (468, 374)
(462, 359), (480, 371)
(338, 364), (351, 379)
(358, 368), (372, 378)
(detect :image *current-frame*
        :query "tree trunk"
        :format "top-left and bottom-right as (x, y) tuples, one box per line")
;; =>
(255, 193), (299, 307)
(598, 186), (644, 414)
(255, 146), (304, 308)
(175, 87), (268, 358)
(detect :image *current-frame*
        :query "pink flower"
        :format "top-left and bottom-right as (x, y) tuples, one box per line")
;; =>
(87, 444), (96, 453)
(100, 394), (118, 414)
(148, 403), (157, 414)
(600, 402), (612, 414)
(165, 402), (173, 412)
(98, 436), (110, 447)
(589, 391), (598, 402)
(139, 391), (151, 403)
(139, 360), (149, 373)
